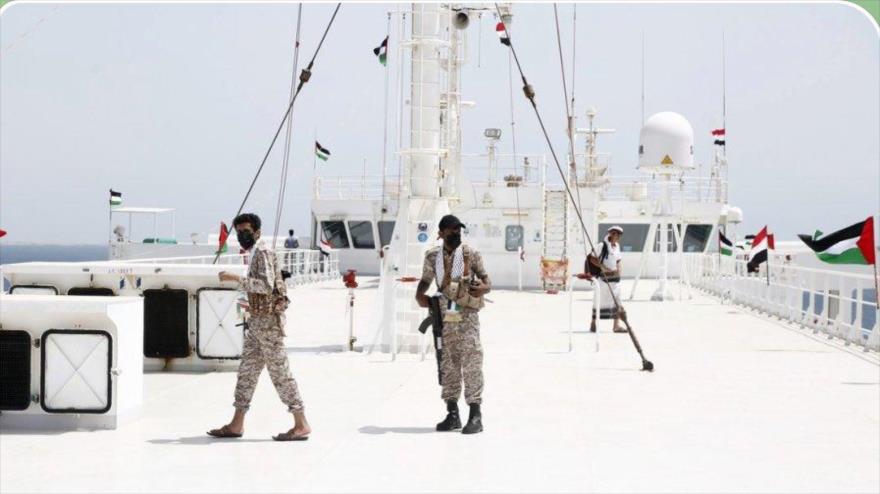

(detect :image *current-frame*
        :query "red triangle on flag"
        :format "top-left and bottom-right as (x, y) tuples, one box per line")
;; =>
(857, 216), (875, 265)
(0, 229), (6, 238)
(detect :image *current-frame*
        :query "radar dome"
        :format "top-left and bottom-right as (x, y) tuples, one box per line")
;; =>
(727, 206), (743, 224)
(638, 112), (694, 173)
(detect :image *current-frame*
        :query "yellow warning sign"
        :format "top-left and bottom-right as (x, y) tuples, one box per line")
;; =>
(661, 154), (674, 165)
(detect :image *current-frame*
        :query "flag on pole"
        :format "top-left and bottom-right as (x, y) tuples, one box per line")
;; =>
(315, 141), (331, 161)
(109, 189), (122, 207)
(747, 226), (772, 273)
(711, 128), (726, 136)
(319, 229), (332, 256)
(496, 22), (510, 46)
(373, 36), (388, 66)
(216, 222), (229, 254)
(719, 231), (734, 256)
(797, 217), (875, 265)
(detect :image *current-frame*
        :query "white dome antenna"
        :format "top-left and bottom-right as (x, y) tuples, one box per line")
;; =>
(637, 111), (695, 174)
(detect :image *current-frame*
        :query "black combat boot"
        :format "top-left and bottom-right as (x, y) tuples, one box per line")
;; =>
(436, 401), (462, 431)
(461, 403), (483, 434)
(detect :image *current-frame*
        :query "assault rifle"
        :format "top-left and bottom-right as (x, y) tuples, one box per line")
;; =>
(417, 295), (444, 385)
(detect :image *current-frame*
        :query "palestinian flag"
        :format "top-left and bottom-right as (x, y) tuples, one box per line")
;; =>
(711, 128), (726, 136)
(373, 36), (388, 66)
(496, 21), (510, 46)
(216, 222), (229, 254)
(109, 189), (122, 207)
(747, 226), (773, 273)
(719, 231), (733, 256)
(798, 217), (875, 265)
(315, 141), (330, 161)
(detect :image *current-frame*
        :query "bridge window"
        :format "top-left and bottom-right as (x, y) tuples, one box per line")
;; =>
(683, 224), (713, 252)
(378, 221), (395, 247)
(653, 225), (680, 252)
(505, 225), (524, 252)
(347, 221), (376, 249)
(320, 221), (350, 248)
(598, 223), (650, 252)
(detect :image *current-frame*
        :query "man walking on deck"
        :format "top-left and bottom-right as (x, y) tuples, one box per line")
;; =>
(208, 213), (311, 441)
(416, 214), (491, 435)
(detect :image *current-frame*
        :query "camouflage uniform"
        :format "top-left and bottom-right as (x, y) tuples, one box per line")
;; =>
(232, 239), (304, 413)
(421, 244), (488, 405)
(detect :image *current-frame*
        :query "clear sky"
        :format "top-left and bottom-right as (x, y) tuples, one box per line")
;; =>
(1, 1), (878, 244)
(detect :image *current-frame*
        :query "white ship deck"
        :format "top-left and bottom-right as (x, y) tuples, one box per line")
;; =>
(2, 279), (878, 493)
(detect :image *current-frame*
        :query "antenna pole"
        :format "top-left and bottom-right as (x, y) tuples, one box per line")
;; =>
(641, 30), (646, 124)
(722, 31), (727, 158)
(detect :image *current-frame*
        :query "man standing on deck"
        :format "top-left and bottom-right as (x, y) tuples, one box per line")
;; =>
(208, 213), (311, 441)
(284, 229), (299, 273)
(415, 214), (491, 435)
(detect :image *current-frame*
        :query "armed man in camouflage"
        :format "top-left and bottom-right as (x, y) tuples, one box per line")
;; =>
(416, 214), (491, 435)
(208, 213), (311, 441)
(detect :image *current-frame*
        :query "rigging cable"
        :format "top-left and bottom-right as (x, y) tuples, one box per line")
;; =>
(214, 2), (342, 263)
(272, 3), (305, 249)
(494, 3), (654, 372)
(553, 4), (588, 257)
(506, 31), (524, 261)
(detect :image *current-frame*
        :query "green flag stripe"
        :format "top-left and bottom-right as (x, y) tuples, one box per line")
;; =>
(817, 248), (868, 265)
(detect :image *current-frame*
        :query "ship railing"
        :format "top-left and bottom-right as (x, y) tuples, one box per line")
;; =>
(598, 175), (726, 203)
(461, 153), (547, 188)
(313, 175), (406, 201)
(684, 254), (880, 352)
(118, 249), (341, 286)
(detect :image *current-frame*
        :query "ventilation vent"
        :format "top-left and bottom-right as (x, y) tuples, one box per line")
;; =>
(143, 289), (190, 359)
(68, 287), (115, 296)
(0, 330), (32, 411)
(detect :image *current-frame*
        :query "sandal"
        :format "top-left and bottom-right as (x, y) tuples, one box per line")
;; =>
(272, 429), (310, 442)
(207, 425), (243, 438)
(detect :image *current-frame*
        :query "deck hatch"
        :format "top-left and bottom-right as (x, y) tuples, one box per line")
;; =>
(9, 285), (58, 296)
(0, 330), (32, 411)
(40, 330), (112, 414)
(196, 288), (244, 360)
(143, 288), (190, 359)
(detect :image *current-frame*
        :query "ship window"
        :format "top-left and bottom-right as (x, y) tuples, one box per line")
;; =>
(653, 225), (680, 252)
(598, 223), (649, 252)
(505, 225), (524, 252)
(320, 221), (350, 249)
(347, 221), (375, 249)
(683, 224), (713, 252)
(378, 221), (395, 247)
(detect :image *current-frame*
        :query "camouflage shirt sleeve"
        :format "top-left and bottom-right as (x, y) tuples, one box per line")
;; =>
(470, 249), (490, 284)
(421, 249), (437, 286)
(239, 247), (274, 294)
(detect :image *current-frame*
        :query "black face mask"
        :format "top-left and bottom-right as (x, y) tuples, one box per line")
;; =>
(445, 232), (462, 249)
(237, 231), (256, 250)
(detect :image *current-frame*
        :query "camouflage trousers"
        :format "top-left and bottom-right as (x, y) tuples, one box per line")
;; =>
(233, 315), (304, 413)
(440, 310), (484, 405)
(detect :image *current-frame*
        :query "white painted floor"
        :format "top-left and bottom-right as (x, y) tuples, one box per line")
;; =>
(2, 279), (879, 493)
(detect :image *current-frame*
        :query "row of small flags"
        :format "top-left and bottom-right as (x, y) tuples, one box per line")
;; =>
(719, 216), (876, 268)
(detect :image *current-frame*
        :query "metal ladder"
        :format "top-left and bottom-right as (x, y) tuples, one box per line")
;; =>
(542, 189), (569, 291)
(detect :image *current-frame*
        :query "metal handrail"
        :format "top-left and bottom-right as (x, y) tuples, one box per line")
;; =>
(684, 254), (879, 352)
(117, 249), (342, 286)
